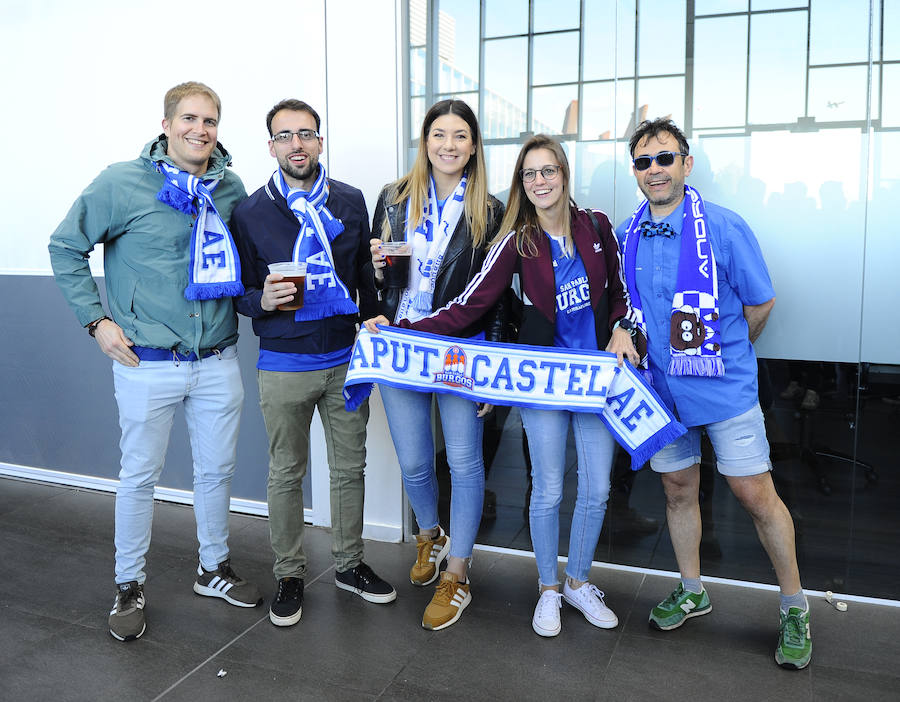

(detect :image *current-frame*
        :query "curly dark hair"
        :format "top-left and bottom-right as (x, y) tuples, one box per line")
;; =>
(629, 118), (689, 157)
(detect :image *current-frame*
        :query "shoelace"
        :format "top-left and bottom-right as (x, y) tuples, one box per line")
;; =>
(781, 611), (806, 647)
(583, 584), (607, 603)
(433, 578), (459, 605)
(537, 591), (562, 616)
(115, 585), (141, 612)
(276, 579), (302, 601)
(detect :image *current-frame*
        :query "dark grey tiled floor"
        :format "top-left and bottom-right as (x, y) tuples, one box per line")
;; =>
(1, 476), (897, 702)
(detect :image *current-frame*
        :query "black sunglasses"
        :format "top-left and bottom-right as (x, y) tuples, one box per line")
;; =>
(632, 151), (687, 171)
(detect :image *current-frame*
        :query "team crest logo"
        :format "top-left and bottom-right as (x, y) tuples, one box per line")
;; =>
(433, 345), (475, 389)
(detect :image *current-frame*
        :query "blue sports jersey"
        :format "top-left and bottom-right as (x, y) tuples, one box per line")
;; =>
(548, 233), (598, 351)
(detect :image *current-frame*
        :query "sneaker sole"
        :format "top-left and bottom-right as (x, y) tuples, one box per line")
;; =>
(192, 582), (261, 608)
(776, 642), (812, 670)
(410, 534), (452, 587)
(563, 593), (618, 629)
(423, 590), (471, 631)
(269, 607), (302, 627)
(649, 604), (712, 631)
(109, 621), (146, 642)
(334, 578), (398, 604)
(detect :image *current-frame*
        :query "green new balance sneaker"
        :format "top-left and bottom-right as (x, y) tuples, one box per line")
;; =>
(775, 606), (812, 670)
(649, 584), (712, 631)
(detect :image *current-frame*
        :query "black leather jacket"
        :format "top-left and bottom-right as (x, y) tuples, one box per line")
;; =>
(371, 185), (507, 341)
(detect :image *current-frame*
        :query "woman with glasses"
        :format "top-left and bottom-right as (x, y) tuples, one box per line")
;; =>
(366, 133), (639, 637)
(368, 99), (505, 631)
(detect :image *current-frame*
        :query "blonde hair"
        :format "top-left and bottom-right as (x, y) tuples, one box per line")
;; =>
(382, 99), (492, 247)
(164, 81), (221, 122)
(494, 134), (575, 257)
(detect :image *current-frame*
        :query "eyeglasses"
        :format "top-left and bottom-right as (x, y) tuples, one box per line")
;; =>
(271, 129), (320, 144)
(632, 151), (687, 171)
(520, 165), (561, 183)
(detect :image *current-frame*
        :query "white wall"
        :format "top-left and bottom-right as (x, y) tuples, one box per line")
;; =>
(0, 0), (405, 540)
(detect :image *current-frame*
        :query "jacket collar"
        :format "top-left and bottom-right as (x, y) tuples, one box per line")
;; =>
(141, 134), (232, 181)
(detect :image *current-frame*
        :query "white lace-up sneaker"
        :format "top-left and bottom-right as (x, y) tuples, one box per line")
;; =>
(532, 589), (562, 637)
(562, 581), (618, 629)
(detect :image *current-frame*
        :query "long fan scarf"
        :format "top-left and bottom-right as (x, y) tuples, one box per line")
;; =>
(156, 162), (244, 300)
(621, 185), (723, 377)
(343, 326), (686, 470)
(274, 165), (358, 322)
(397, 174), (467, 322)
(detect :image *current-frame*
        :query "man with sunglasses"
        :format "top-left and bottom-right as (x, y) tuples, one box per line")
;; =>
(616, 118), (810, 670)
(49, 81), (262, 643)
(230, 99), (395, 628)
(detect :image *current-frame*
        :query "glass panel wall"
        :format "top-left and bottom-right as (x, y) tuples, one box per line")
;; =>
(405, 0), (900, 601)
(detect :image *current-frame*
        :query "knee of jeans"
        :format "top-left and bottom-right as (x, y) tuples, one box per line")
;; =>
(400, 460), (435, 487)
(530, 483), (563, 512)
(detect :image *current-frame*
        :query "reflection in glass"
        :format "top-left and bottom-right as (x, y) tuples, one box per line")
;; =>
(483, 144), (526, 201)
(696, 0), (748, 13)
(483, 38), (528, 138)
(532, 31), (579, 85)
(583, 0), (633, 81)
(410, 96), (425, 142)
(808, 66), (870, 123)
(436, 92), (479, 119)
(484, 0), (527, 37)
(862, 131), (900, 363)
(885, 2), (900, 60)
(436, 0), (480, 93)
(410, 46), (426, 97)
(694, 16), (747, 128)
(636, 77), (685, 127)
(531, 85), (578, 135)
(751, 0), (806, 9)
(533, 0), (580, 33)
(638, 0), (686, 76)
(748, 11), (806, 124)
(581, 80), (634, 142)
(883, 65), (900, 127)
(809, 1), (870, 65)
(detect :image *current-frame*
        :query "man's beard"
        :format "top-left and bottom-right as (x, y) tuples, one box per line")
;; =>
(280, 153), (319, 184)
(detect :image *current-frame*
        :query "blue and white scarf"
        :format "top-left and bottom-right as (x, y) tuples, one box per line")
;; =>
(273, 165), (358, 322)
(398, 174), (467, 322)
(343, 327), (686, 470)
(156, 162), (244, 300)
(621, 185), (723, 377)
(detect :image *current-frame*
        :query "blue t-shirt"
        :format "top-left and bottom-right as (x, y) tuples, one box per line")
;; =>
(548, 234), (598, 351)
(257, 346), (352, 372)
(615, 198), (775, 427)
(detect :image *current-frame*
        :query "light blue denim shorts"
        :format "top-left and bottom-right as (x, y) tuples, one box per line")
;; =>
(650, 403), (772, 477)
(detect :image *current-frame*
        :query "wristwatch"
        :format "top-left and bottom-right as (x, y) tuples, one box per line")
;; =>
(87, 316), (111, 337)
(613, 317), (636, 333)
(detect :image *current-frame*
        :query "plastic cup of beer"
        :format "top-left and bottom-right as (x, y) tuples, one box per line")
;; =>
(268, 262), (307, 311)
(380, 242), (411, 288)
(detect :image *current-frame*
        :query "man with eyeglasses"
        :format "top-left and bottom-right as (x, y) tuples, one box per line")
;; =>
(48, 81), (262, 643)
(230, 99), (395, 627)
(616, 118), (811, 670)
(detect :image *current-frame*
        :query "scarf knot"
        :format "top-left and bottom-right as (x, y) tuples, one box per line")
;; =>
(397, 174), (468, 322)
(621, 185), (723, 377)
(156, 162), (244, 300)
(275, 165), (358, 322)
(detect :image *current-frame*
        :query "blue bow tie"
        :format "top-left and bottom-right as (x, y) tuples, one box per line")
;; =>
(640, 221), (676, 238)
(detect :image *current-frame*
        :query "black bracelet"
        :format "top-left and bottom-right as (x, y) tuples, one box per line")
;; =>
(87, 316), (111, 337)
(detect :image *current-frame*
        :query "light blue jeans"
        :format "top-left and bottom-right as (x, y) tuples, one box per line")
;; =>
(520, 408), (615, 586)
(111, 346), (243, 584)
(380, 386), (484, 560)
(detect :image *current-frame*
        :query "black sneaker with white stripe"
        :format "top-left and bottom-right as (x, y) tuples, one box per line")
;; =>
(109, 581), (146, 642)
(193, 559), (262, 607)
(335, 562), (397, 604)
(269, 577), (304, 627)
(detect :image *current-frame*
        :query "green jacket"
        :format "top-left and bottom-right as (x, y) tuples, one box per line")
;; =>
(48, 136), (247, 356)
